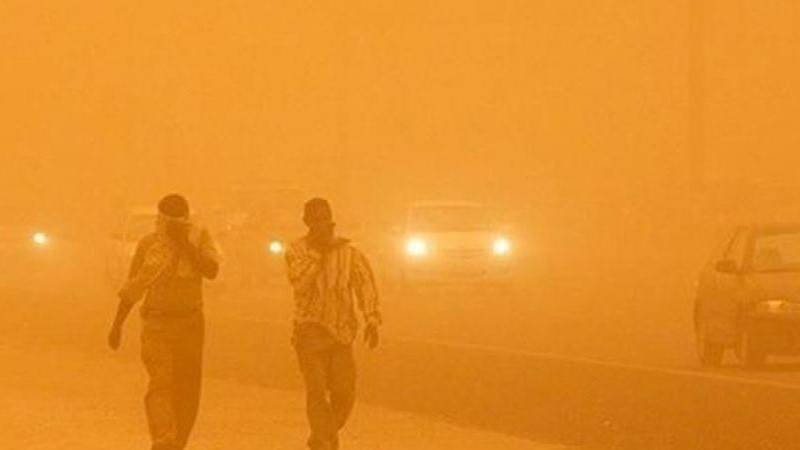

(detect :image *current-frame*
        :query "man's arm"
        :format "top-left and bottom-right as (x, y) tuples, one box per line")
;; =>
(118, 240), (173, 306)
(285, 241), (322, 295)
(109, 240), (146, 350)
(108, 300), (134, 350)
(351, 248), (381, 348)
(352, 248), (381, 325)
(180, 228), (220, 280)
(109, 239), (173, 350)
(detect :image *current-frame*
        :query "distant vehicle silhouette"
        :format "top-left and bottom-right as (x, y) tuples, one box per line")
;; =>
(695, 223), (800, 368)
(395, 201), (516, 288)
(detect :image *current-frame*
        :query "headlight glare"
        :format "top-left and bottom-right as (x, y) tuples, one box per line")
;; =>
(268, 240), (285, 255)
(406, 238), (429, 257)
(493, 237), (511, 256)
(756, 299), (789, 314)
(32, 232), (49, 247)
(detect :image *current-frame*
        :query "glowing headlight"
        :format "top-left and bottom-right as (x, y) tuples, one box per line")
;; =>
(32, 232), (49, 246)
(755, 300), (790, 314)
(406, 238), (429, 257)
(268, 240), (285, 255)
(493, 237), (511, 256)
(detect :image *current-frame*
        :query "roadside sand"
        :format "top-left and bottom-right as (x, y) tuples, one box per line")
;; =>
(0, 343), (567, 449)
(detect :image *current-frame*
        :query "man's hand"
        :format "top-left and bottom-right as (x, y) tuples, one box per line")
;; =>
(108, 324), (122, 351)
(109, 298), (134, 351)
(364, 324), (380, 350)
(166, 221), (192, 249)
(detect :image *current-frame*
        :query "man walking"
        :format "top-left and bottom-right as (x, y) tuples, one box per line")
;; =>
(108, 194), (220, 450)
(285, 198), (381, 450)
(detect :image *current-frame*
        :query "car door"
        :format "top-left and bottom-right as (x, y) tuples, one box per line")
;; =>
(700, 227), (750, 345)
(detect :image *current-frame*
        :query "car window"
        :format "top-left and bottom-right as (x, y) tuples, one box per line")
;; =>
(408, 206), (491, 232)
(751, 231), (800, 272)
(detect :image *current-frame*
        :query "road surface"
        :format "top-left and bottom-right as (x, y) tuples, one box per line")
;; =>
(6, 255), (800, 449)
(0, 283), (566, 449)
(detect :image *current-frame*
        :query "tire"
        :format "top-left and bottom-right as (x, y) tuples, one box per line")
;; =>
(738, 328), (767, 368)
(696, 321), (724, 367)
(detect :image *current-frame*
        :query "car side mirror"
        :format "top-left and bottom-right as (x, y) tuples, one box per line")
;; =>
(715, 259), (739, 274)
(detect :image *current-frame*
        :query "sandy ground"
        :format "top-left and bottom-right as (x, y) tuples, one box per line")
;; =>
(0, 342), (566, 450)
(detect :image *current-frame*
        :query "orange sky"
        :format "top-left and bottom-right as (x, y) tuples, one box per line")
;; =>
(1, 1), (798, 213)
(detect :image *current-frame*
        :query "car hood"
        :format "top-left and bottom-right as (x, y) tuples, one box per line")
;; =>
(413, 230), (497, 251)
(746, 272), (800, 302)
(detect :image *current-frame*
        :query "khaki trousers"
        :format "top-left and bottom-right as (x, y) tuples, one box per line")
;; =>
(294, 324), (356, 450)
(141, 312), (204, 450)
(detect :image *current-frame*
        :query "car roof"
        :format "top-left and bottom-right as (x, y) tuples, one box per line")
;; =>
(409, 201), (485, 209)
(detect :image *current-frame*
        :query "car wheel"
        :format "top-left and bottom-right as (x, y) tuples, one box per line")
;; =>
(738, 328), (767, 368)
(696, 321), (724, 367)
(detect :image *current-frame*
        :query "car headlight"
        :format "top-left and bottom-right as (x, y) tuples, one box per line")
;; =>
(268, 240), (285, 255)
(755, 299), (789, 314)
(492, 237), (511, 256)
(32, 232), (50, 247)
(406, 238), (429, 257)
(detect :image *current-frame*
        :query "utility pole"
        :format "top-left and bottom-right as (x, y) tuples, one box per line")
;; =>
(688, 0), (706, 190)
(334, 25), (360, 211)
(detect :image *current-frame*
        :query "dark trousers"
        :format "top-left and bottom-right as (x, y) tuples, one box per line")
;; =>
(294, 324), (357, 450)
(141, 313), (204, 450)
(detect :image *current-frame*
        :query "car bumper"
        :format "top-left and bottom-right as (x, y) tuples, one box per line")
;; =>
(402, 258), (514, 284)
(745, 313), (800, 355)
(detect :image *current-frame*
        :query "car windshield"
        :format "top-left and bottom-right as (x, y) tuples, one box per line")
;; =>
(408, 206), (491, 232)
(751, 231), (800, 272)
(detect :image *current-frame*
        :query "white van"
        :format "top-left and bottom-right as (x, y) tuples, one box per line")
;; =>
(398, 202), (515, 285)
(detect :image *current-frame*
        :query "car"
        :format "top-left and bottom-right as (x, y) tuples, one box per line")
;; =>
(395, 201), (516, 286)
(694, 223), (800, 368)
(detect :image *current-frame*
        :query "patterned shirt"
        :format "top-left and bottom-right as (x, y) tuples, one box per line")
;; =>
(285, 237), (381, 344)
(119, 224), (220, 318)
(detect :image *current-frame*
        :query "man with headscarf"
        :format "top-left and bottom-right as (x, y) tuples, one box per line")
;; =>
(107, 194), (220, 450)
(285, 197), (381, 450)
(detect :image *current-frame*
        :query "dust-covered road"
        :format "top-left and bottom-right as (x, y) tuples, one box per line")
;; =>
(0, 342), (563, 449)
(0, 281), (570, 449)
(6, 259), (800, 449)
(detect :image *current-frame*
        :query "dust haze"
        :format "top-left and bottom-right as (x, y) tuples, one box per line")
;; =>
(2, 1), (800, 449)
